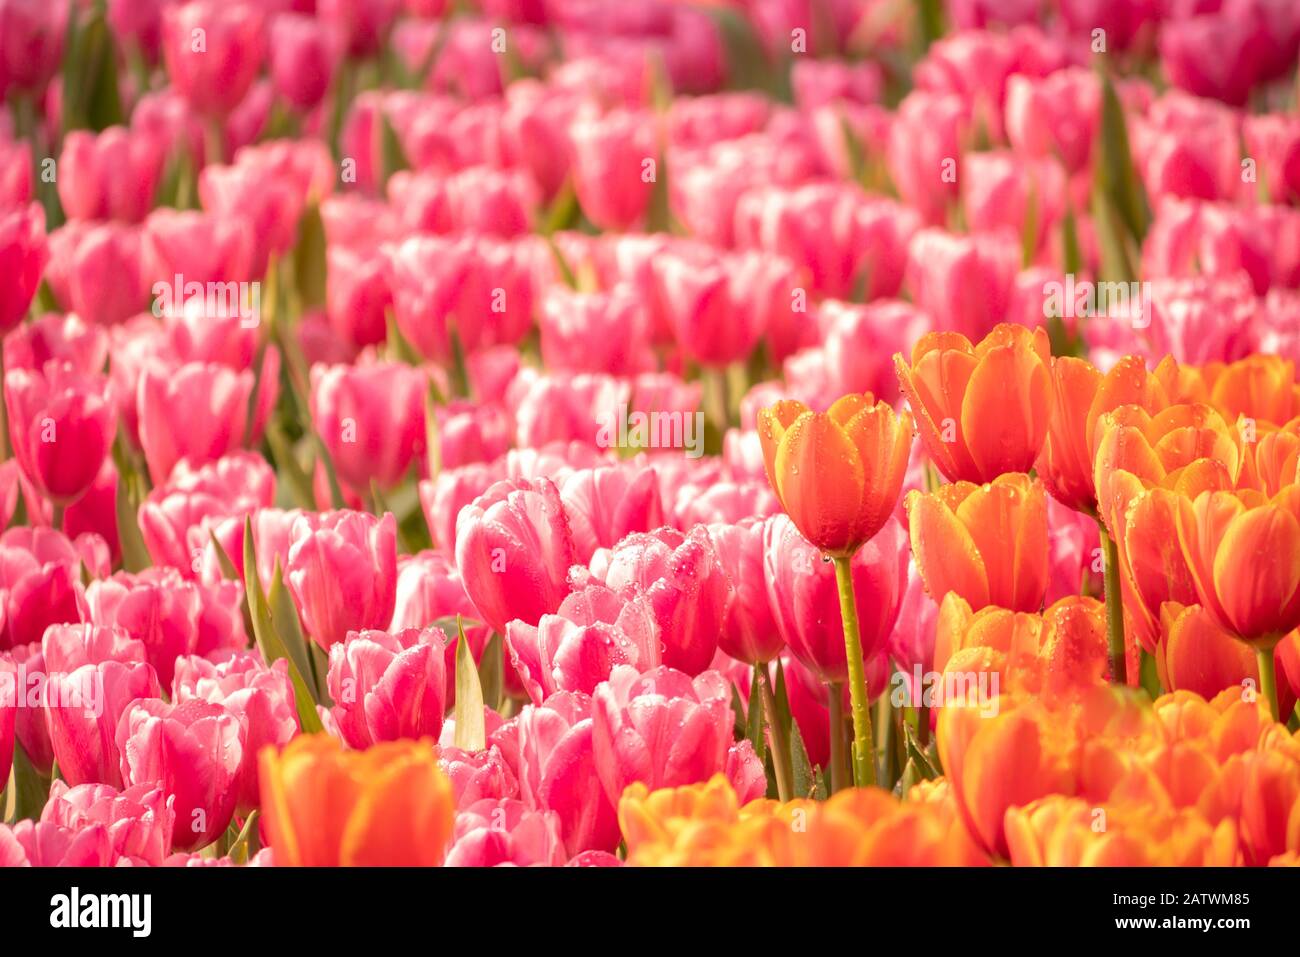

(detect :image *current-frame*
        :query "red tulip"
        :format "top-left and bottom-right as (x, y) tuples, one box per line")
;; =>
(0, 204), (48, 334)
(269, 12), (339, 111)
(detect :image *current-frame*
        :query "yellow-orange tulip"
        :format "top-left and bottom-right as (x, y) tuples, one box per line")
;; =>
(1204, 354), (1300, 427)
(757, 393), (911, 556)
(259, 735), (454, 866)
(894, 323), (1050, 483)
(906, 472), (1048, 612)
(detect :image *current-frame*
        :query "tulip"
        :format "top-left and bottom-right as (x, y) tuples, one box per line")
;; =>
(137, 361), (257, 485)
(904, 229), (1021, 343)
(538, 285), (654, 376)
(3, 312), (108, 378)
(269, 13), (338, 111)
(259, 735), (454, 866)
(820, 300), (931, 407)
(117, 697), (244, 851)
(198, 160), (304, 280)
(591, 665), (733, 807)
(60, 222), (149, 326)
(907, 472), (1050, 613)
(515, 691), (621, 856)
(708, 518), (783, 666)
(559, 464), (664, 562)
(161, 1), (266, 118)
(86, 568), (203, 690)
(0, 132), (30, 207)
(653, 242), (768, 368)
(439, 744), (519, 809)
(3, 361), (116, 508)
(886, 91), (968, 226)
(0, 820), (114, 867)
(41, 780), (176, 866)
(310, 361), (426, 494)
(895, 324), (1051, 484)
(57, 127), (164, 223)
(0, 204), (48, 334)
(42, 623), (161, 788)
(141, 208), (254, 293)
(173, 651), (298, 815)
(285, 510), (398, 650)
(569, 108), (659, 232)
(326, 627), (447, 750)
(325, 245), (390, 351)
(0, 528), (90, 650)
(444, 798), (567, 867)
(0, 0), (67, 94)
(506, 578), (661, 705)
(455, 477), (579, 636)
(1004, 68), (1100, 174)
(758, 393), (912, 557)
(1175, 487), (1300, 718)
(598, 525), (732, 676)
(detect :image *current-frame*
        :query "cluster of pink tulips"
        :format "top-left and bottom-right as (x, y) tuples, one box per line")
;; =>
(1, 0), (1300, 870)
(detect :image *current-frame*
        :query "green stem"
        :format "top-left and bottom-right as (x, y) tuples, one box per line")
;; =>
(1256, 645), (1280, 723)
(827, 681), (847, 795)
(755, 664), (792, 802)
(832, 555), (876, 788)
(1099, 525), (1128, 685)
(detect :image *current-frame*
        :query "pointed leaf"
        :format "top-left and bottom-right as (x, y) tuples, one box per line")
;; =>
(453, 616), (486, 751)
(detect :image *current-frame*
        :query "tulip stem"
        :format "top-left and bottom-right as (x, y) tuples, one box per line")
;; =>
(1256, 646), (1280, 722)
(832, 555), (876, 788)
(827, 682), (847, 794)
(755, 664), (792, 802)
(1099, 526), (1127, 685)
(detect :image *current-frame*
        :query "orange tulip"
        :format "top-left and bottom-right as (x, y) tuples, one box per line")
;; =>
(1174, 486), (1300, 647)
(259, 735), (454, 866)
(894, 323), (1050, 483)
(1005, 794), (1238, 866)
(1159, 602), (1300, 717)
(906, 472), (1049, 612)
(1243, 416), (1300, 495)
(758, 393), (912, 556)
(1204, 354), (1300, 427)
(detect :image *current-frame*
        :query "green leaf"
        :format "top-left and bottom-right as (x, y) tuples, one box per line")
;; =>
(264, 420), (315, 510)
(1139, 648), (1162, 702)
(545, 235), (579, 290)
(902, 720), (939, 780)
(378, 111), (409, 191)
(729, 682), (747, 740)
(1094, 71), (1150, 245)
(789, 719), (814, 799)
(453, 616), (486, 751)
(311, 431), (348, 510)
(423, 380), (443, 488)
(207, 530), (240, 582)
(293, 203), (327, 309)
(8, 742), (51, 823)
(477, 632), (504, 714)
(745, 667), (767, 767)
(644, 150), (672, 234)
(384, 310), (420, 366)
(61, 8), (124, 135)
(113, 445), (152, 573)
(540, 179), (579, 236)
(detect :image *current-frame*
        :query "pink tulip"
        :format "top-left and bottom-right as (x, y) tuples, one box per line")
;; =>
(0, 654), (14, 786)
(887, 91), (969, 226)
(116, 697), (244, 851)
(1004, 68), (1100, 175)
(173, 651), (297, 815)
(326, 627), (447, 749)
(559, 463), (664, 562)
(0, 132), (30, 207)
(269, 12), (338, 111)
(325, 245), (390, 351)
(889, 555), (939, 679)
(506, 577), (660, 705)
(819, 299), (931, 406)
(419, 462), (503, 554)
(198, 160), (305, 279)
(432, 401), (512, 472)
(653, 242), (767, 367)
(58, 127), (164, 223)
(455, 477), (579, 636)
(569, 107), (659, 232)
(61, 463), (121, 567)
(1158, 12), (1268, 108)
(0, 0), (68, 93)
(86, 568), (203, 690)
(0, 527), (91, 650)
(445, 797), (566, 867)
(5, 641), (52, 774)
(0, 820), (114, 866)
(0, 204), (48, 334)
(763, 514), (907, 685)
(1132, 93), (1243, 203)
(43, 622), (161, 788)
(161, 1), (266, 117)
(538, 284), (654, 376)
(963, 151), (1066, 255)
(3, 360), (115, 507)
(1243, 114), (1300, 206)
(286, 510), (398, 650)
(708, 518), (784, 666)
(515, 691), (620, 856)
(3, 312), (108, 377)
(439, 744), (519, 809)
(41, 779), (176, 866)
(591, 664), (732, 805)
(727, 738), (768, 803)
(388, 551), (487, 678)
(673, 479), (778, 527)
(597, 525), (732, 676)
(141, 208), (254, 292)
(311, 361), (426, 493)
(137, 360), (257, 484)
(57, 222), (150, 326)
(905, 228), (1020, 340)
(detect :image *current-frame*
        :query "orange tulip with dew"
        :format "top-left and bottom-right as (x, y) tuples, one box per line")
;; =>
(758, 393), (912, 556)
(893, 323), (1050, 484)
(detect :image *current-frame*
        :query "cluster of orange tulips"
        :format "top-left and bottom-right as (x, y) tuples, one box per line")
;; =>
(750, 323), (1300, 865)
